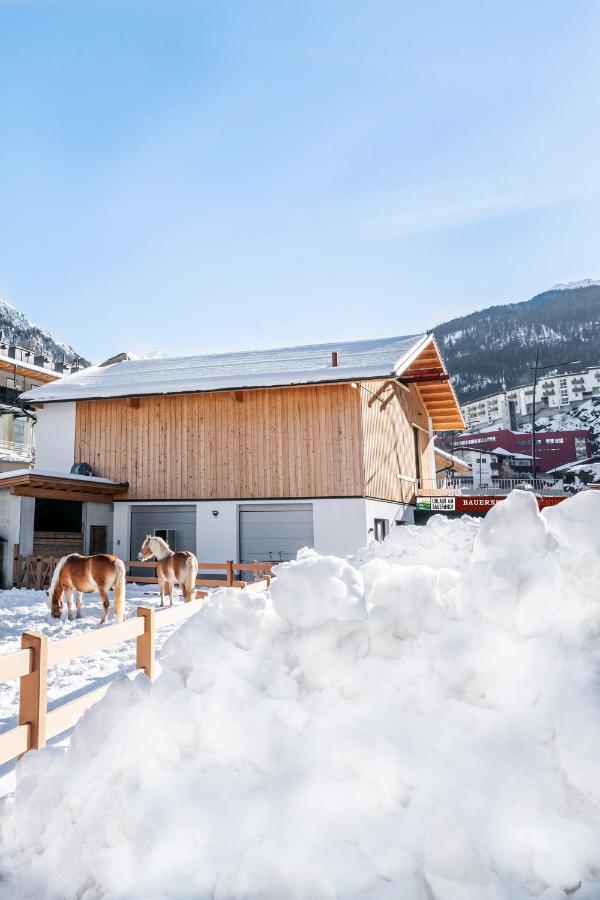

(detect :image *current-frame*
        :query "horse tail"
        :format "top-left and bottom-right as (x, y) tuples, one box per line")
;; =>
(113, 558), (126, 623)
(184, 553), (198, 603)
(48, 555), (70, 610)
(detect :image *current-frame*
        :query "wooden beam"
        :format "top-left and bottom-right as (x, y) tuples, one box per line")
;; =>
(11, 487), (117, 504)
(367, 381), (393, 407)
(401, 374), (449, 384)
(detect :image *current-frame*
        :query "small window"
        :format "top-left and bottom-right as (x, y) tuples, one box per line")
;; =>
(413, 426), (421, 484)
(374, 519), (389, 542)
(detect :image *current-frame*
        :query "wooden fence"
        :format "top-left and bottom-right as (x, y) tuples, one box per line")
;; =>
(12, 545), (273, 591)
(0, 573), (272, 768)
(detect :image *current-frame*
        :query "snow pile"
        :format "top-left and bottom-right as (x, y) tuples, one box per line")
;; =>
(354, 513), (480, 571)
(1, 491), (600, 899)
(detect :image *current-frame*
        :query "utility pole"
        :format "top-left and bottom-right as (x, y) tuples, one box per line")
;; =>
(531, 348), (539, 483)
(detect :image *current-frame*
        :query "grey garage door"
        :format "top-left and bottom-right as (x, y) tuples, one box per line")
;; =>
(239, 504), (314, 564)
(130, 505), (196, 571)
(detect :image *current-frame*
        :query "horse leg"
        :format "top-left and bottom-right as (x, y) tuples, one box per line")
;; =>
(158, 572), (165, 607)
(169, 578), (176, 606)
(76, 591), (83, 619)
(66, 590), (75, 621)
(99, 588), (110, 625)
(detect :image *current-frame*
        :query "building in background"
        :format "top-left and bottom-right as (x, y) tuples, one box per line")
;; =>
(0, 340), (69, 472)
(462, 365), (600, 430)
(446, 428), (590, 473)
(0, 333), (464, 586)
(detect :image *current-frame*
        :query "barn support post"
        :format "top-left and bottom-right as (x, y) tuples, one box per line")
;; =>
(18, 631), (48, 753)
(136, 607), (156, 679)
(226, 560), (234, 587)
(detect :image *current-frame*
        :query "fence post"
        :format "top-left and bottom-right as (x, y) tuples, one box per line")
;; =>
(18, 631), (48, 754)
(12, 543), (20, 588)
(35, 557), (43, 590)
(136, 607), (155, 679)
(226, 560), (234, 587)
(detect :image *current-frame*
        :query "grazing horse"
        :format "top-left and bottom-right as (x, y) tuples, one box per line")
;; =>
(137, 535), (199, 605)
(49, 554), (126, 624)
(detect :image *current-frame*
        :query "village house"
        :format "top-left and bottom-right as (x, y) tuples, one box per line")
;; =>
(0, 334), (463, 585)
(0, 340), (69, 473)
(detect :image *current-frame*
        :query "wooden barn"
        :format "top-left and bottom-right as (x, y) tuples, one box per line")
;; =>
(7, 333), (463, 578)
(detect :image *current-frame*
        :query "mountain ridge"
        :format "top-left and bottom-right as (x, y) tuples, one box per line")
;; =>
(0, 299), (87, 366)
(433, 282), (600, 403)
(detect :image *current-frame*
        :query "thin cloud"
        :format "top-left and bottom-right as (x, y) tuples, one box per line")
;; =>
(365, 174), (600, 238)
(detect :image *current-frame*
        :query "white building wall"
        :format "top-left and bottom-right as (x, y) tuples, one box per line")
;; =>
(313, 498), (369, 557)
(113, 497), (386, 563)
(112, 502), (131, 560)
(462, 366), (600, 430)
(364, 498), (410, 540)
(0, 491), (34, 586)
(34, 402), (76, 473)
(82, 503), (114, 555)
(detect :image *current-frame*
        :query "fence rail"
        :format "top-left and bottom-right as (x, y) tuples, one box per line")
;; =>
(12, 547), (274, 591)
(418, 477), (565, 497)
(0, 570), (272, 768)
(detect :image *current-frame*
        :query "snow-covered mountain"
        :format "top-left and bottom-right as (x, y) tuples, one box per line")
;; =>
(434, 281), (600, 403)
(0, 299), (86, 365)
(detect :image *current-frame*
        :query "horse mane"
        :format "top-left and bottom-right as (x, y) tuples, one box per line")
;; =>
(48, 554), (72, 607)
(150, 535), (172, 560)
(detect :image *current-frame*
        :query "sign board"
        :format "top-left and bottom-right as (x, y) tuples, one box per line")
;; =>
(417, 495), (565, 514)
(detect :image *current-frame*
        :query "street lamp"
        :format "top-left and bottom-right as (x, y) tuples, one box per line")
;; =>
(530, 350), (580, 483)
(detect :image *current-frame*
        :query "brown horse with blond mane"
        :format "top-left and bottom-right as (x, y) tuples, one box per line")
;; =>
(49, 554), (126, 624)
(137, 535), (198, 605)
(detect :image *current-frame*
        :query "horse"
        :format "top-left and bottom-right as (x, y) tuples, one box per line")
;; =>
(49, 554), (126, 624)
(137, 535), (199, 606)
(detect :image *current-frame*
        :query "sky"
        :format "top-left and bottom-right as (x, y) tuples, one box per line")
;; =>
(1, 0), (599, 362)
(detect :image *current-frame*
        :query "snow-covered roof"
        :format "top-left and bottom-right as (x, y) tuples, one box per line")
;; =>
(547, 456), (600, 474)
(490, 446), (537, 460)
(433, 446), (471, 470)
(0, 468), (121, 486)
(21, 334), (430, 402)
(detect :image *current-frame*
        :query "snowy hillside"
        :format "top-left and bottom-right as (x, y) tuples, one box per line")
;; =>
(434, 281), (600, 402)
(0, 299), (86, 365)
(1, 491), (600, 898)
(520, 397), (600, 452)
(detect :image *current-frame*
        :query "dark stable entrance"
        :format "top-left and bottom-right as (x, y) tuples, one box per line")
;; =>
(34, 499), (83, 532)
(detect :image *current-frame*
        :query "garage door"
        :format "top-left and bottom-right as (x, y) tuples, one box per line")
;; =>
(130, 505), (196, 573)
(239, 504), (314, 564)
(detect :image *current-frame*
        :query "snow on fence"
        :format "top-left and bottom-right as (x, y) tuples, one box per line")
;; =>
(0, 566), (272, 767)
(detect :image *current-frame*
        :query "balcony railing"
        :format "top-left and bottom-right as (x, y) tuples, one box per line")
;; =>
(0, 440), (34, 463)
(417, 477), (565, 497)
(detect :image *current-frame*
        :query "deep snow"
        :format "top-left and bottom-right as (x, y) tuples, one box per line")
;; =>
(1, 491), (600, 899)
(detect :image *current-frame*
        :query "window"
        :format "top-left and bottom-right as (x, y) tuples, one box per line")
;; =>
(374, 519), (389, 542)
(13, 417), (25, 444)
(413, 426), (421, 484)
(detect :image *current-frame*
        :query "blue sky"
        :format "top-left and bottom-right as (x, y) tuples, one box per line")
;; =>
(0, 1), (599, 361)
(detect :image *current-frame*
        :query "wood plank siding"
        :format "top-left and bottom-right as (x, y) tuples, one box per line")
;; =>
(74, 380), (435, 501)
(75, 385), (364, 500)
(359, 381), (435, 502)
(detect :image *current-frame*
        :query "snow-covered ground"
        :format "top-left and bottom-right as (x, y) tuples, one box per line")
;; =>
(0, 584), (197, 796)
(1, 492), (600, 898)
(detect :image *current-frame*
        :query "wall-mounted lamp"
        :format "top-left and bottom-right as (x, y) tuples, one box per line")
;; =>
(212, 510), (219, 518)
